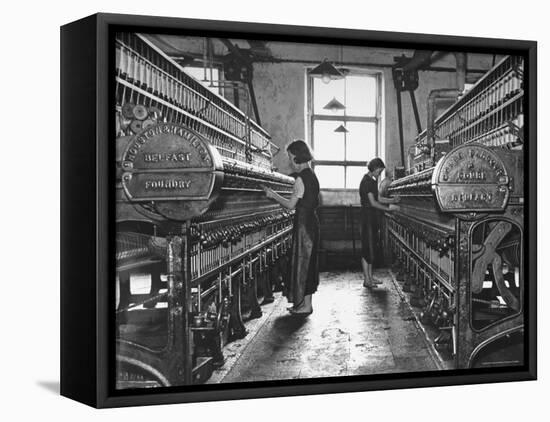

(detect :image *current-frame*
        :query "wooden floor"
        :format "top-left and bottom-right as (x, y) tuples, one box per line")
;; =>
(208, 269), (442, 384)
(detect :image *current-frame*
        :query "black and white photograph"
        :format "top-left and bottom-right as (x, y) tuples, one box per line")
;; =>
(0, 0), (543, 417)
(4, 0), (550, 416)
(113, 29), (528, 389)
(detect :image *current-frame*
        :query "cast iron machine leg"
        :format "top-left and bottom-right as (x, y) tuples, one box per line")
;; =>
(392, 57), (422, 167)
(166, 232), (193, 386)
(395, 89), (406, 167)
(409, 89), (422, 134)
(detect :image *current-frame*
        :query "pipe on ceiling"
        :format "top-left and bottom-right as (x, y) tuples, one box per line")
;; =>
(454, 52), (467, 91)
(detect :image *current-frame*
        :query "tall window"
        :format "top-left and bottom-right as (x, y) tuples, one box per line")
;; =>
(308, 71), (382, 189)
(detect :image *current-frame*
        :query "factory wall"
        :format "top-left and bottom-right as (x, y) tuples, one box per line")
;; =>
(253, 61), (456, 204)
(251, 52), (479, 203)
(247, 43), (497, 204)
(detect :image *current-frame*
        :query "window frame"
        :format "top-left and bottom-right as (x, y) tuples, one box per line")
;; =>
(306, 68), (384, 190)
(182, 63), (224, 96)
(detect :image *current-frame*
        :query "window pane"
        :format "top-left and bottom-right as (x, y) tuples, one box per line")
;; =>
(313, 77), (345, 116)
(345, 75), (377, 117)
(130, 273), (151, 295)
(184, 66), (221, 94)
(313, 120), (345, 160)
(346, 166), (368, 189)
(315, 165), (345, 189)
(346, 121), (377, 161)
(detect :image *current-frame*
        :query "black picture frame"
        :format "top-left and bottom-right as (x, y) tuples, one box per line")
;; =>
(60, 12), (537, 408)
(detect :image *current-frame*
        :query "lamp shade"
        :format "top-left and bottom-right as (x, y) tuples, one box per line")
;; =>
(334, 124), (348, 133)
(323, 97), (346, 112)
(309, 59), (344, 83)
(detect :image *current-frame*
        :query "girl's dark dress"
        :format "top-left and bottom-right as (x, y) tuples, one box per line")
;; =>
(359, 174), (379, 264)
(286, 168), (320, 305)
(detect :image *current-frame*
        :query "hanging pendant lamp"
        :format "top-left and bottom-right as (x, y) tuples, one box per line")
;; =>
(309, 59), (344, 84)
(334, 124), (348, 133)
(323, 97), (346, 112)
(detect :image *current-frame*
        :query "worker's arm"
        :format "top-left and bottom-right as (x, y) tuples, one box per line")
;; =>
(378, 195), (400, 204)
(368, 192), (400, 212)
(378, 178), (400, 204)
(262, 177), (303, 210)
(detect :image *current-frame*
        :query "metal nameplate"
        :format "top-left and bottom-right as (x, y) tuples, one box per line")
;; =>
(121, 123), (217, 170)
(122, 171), (216, 201)
(432, 144), (510, 212)
(121, 123), (223, 202)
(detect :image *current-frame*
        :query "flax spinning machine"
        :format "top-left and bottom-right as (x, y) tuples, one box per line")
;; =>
(114, 33), (295, 388)
(386, 55), (525, 369)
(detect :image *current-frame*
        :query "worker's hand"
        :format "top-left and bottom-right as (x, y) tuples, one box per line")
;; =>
(260, 184), (275, 199)
(388, 204), (401, 212)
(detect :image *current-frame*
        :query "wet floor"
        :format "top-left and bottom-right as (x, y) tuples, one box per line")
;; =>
(208, 270), (441, 384)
